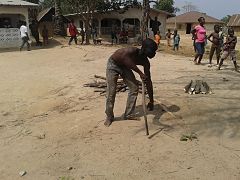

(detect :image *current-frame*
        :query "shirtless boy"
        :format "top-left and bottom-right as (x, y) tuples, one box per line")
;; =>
(208, 25), (221, 65)
(104, 39), (158, 127)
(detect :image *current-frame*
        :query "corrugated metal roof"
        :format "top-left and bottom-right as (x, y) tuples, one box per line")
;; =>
(227, 14), (240, 27)
(167, 11), (224, 24)
(0, 0), (38, 6)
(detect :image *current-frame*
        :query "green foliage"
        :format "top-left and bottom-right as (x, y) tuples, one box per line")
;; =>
(154, 0), (175, 13)
(221, 15), (231, 24)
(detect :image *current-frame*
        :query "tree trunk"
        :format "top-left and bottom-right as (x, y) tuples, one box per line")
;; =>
(141, 0), (150, 41)
(54, 0), (66, 36)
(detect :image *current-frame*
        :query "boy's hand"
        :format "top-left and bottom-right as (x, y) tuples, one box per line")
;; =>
(140, 73), (147, 81)
(147, 102), (154, 111)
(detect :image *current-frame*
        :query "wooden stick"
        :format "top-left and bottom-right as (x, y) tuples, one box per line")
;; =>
(142, 80), (149, 136)
(94, 75), (106, 80)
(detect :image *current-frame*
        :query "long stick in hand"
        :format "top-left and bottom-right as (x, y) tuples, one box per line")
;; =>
(141, 80), (149, 136)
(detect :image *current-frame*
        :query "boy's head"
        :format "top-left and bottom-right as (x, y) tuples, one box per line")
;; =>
(214, 25), (220, 33)
(174, 29), (178, 34)
(198, 17), (205, 25)
(141, 38), (158, 59)
(168, 29), (171, 32)
(228, 28), (234, 36)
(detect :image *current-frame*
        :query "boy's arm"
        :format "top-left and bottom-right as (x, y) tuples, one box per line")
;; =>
(207, 33), (213, 42)
(143, 61), (154, 111)
(124, 57), (146, 80)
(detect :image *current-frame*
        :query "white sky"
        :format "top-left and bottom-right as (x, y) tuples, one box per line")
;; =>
(174, 0), (240, 19)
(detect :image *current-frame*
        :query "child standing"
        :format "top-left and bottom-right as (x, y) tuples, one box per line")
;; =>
(218, 28), (239, 72)
(173, 29), (180, 51)
(166, 29), (172, 46)
(42, 25), (49, 46)
(207, 25), (221, 65)
(154, 30), (161, 47)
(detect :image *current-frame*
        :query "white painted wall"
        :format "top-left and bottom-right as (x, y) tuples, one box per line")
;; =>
(0, 6), (29, 48)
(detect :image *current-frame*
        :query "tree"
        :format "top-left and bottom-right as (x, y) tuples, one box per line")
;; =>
(54, 0), (66, 36)
(221, 15), (231, 24)
(154, 0), (175, 13)
(181, 1), (198, 13)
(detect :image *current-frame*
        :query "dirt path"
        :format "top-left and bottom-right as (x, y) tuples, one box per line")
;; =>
(0, 44), (240, 180)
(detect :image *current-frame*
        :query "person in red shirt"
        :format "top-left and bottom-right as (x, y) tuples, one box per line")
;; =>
(68, 19), (78, 45)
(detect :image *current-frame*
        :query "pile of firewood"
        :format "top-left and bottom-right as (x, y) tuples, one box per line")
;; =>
(84, 75), (146, 95)
(184, 80), (212, 94)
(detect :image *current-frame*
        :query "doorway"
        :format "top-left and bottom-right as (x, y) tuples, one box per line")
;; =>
(186, 23), (192, 34)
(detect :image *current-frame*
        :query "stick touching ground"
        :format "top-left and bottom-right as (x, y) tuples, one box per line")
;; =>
(142, 80), (149, 136)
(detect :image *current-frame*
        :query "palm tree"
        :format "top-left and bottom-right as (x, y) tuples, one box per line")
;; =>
(141, 0), (150, 40)
(54, 0), (66, 36)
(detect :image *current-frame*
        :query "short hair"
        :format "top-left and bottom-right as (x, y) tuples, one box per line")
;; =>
(198, 17), (205, 22)
(214, 24), (219, 29)
(228, 27), (234, 33)
(142, 38), (158, 51)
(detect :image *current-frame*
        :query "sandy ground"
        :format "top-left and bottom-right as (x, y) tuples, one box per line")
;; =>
(0, 38), (240, 180)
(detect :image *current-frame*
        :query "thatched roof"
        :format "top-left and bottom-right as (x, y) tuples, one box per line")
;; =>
(167, 11), (224, 24)
(227, 14), (240, 27)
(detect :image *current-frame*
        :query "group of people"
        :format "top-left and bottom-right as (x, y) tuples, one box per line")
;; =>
(192, 17), (238, 71)
(19, 20), (49, 51)
(68, 19), (98, 45)
(104, 16), (239, 127)
(111, 27), (129, 45)
(164, 29), (181, 51)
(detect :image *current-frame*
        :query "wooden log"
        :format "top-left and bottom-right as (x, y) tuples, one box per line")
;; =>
(94, 75), (106, 80)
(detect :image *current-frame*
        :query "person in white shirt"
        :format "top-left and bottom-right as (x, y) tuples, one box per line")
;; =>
(20, 21), (30, 51)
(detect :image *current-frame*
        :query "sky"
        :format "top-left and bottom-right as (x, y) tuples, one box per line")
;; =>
(174, 0), (240, 19)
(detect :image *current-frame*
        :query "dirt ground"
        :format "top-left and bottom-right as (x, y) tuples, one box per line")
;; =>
(0, 37), (240, 180)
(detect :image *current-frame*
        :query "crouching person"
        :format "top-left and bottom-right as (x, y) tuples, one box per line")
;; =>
(104, 38), (158, 127)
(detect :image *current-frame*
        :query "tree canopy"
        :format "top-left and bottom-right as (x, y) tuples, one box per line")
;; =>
(221, 15), (231, 24)
(154, 0), (175, 13)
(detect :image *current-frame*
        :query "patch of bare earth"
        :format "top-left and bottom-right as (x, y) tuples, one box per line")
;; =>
(0, 37), (240, 180)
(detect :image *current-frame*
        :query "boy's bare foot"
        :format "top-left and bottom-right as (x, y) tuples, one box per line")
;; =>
(104, 119), (113, 127)
(124, 115), (141, 120)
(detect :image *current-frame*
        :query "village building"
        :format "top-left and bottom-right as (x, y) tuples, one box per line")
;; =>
(37, 7), (69, 38)
(227, 14), (240, 35)
(65, 7), (172, 42)
(0, 0), (38, 48)
(167, 11), (224, 35)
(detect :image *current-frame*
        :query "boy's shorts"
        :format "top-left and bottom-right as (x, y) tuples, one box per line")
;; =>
(221, 50), (236, 61)
(195, 42), (205, 55)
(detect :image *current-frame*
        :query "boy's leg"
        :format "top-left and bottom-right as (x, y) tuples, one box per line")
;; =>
(176, 44), (179, 51)
(105, 68), (119, 127)
(20, 37), (26, 51)
(74, 36), (77, 44)
(26, 40), (30, 51)
(216, 46), (221, 65)
(218, 51), (229, 70)
(209, 45), (215, 64)
(122, 69), (139, 119)
(230, 50), (238, 71)
(69, 36), (73, 45)
(81, 36), (84, 44)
